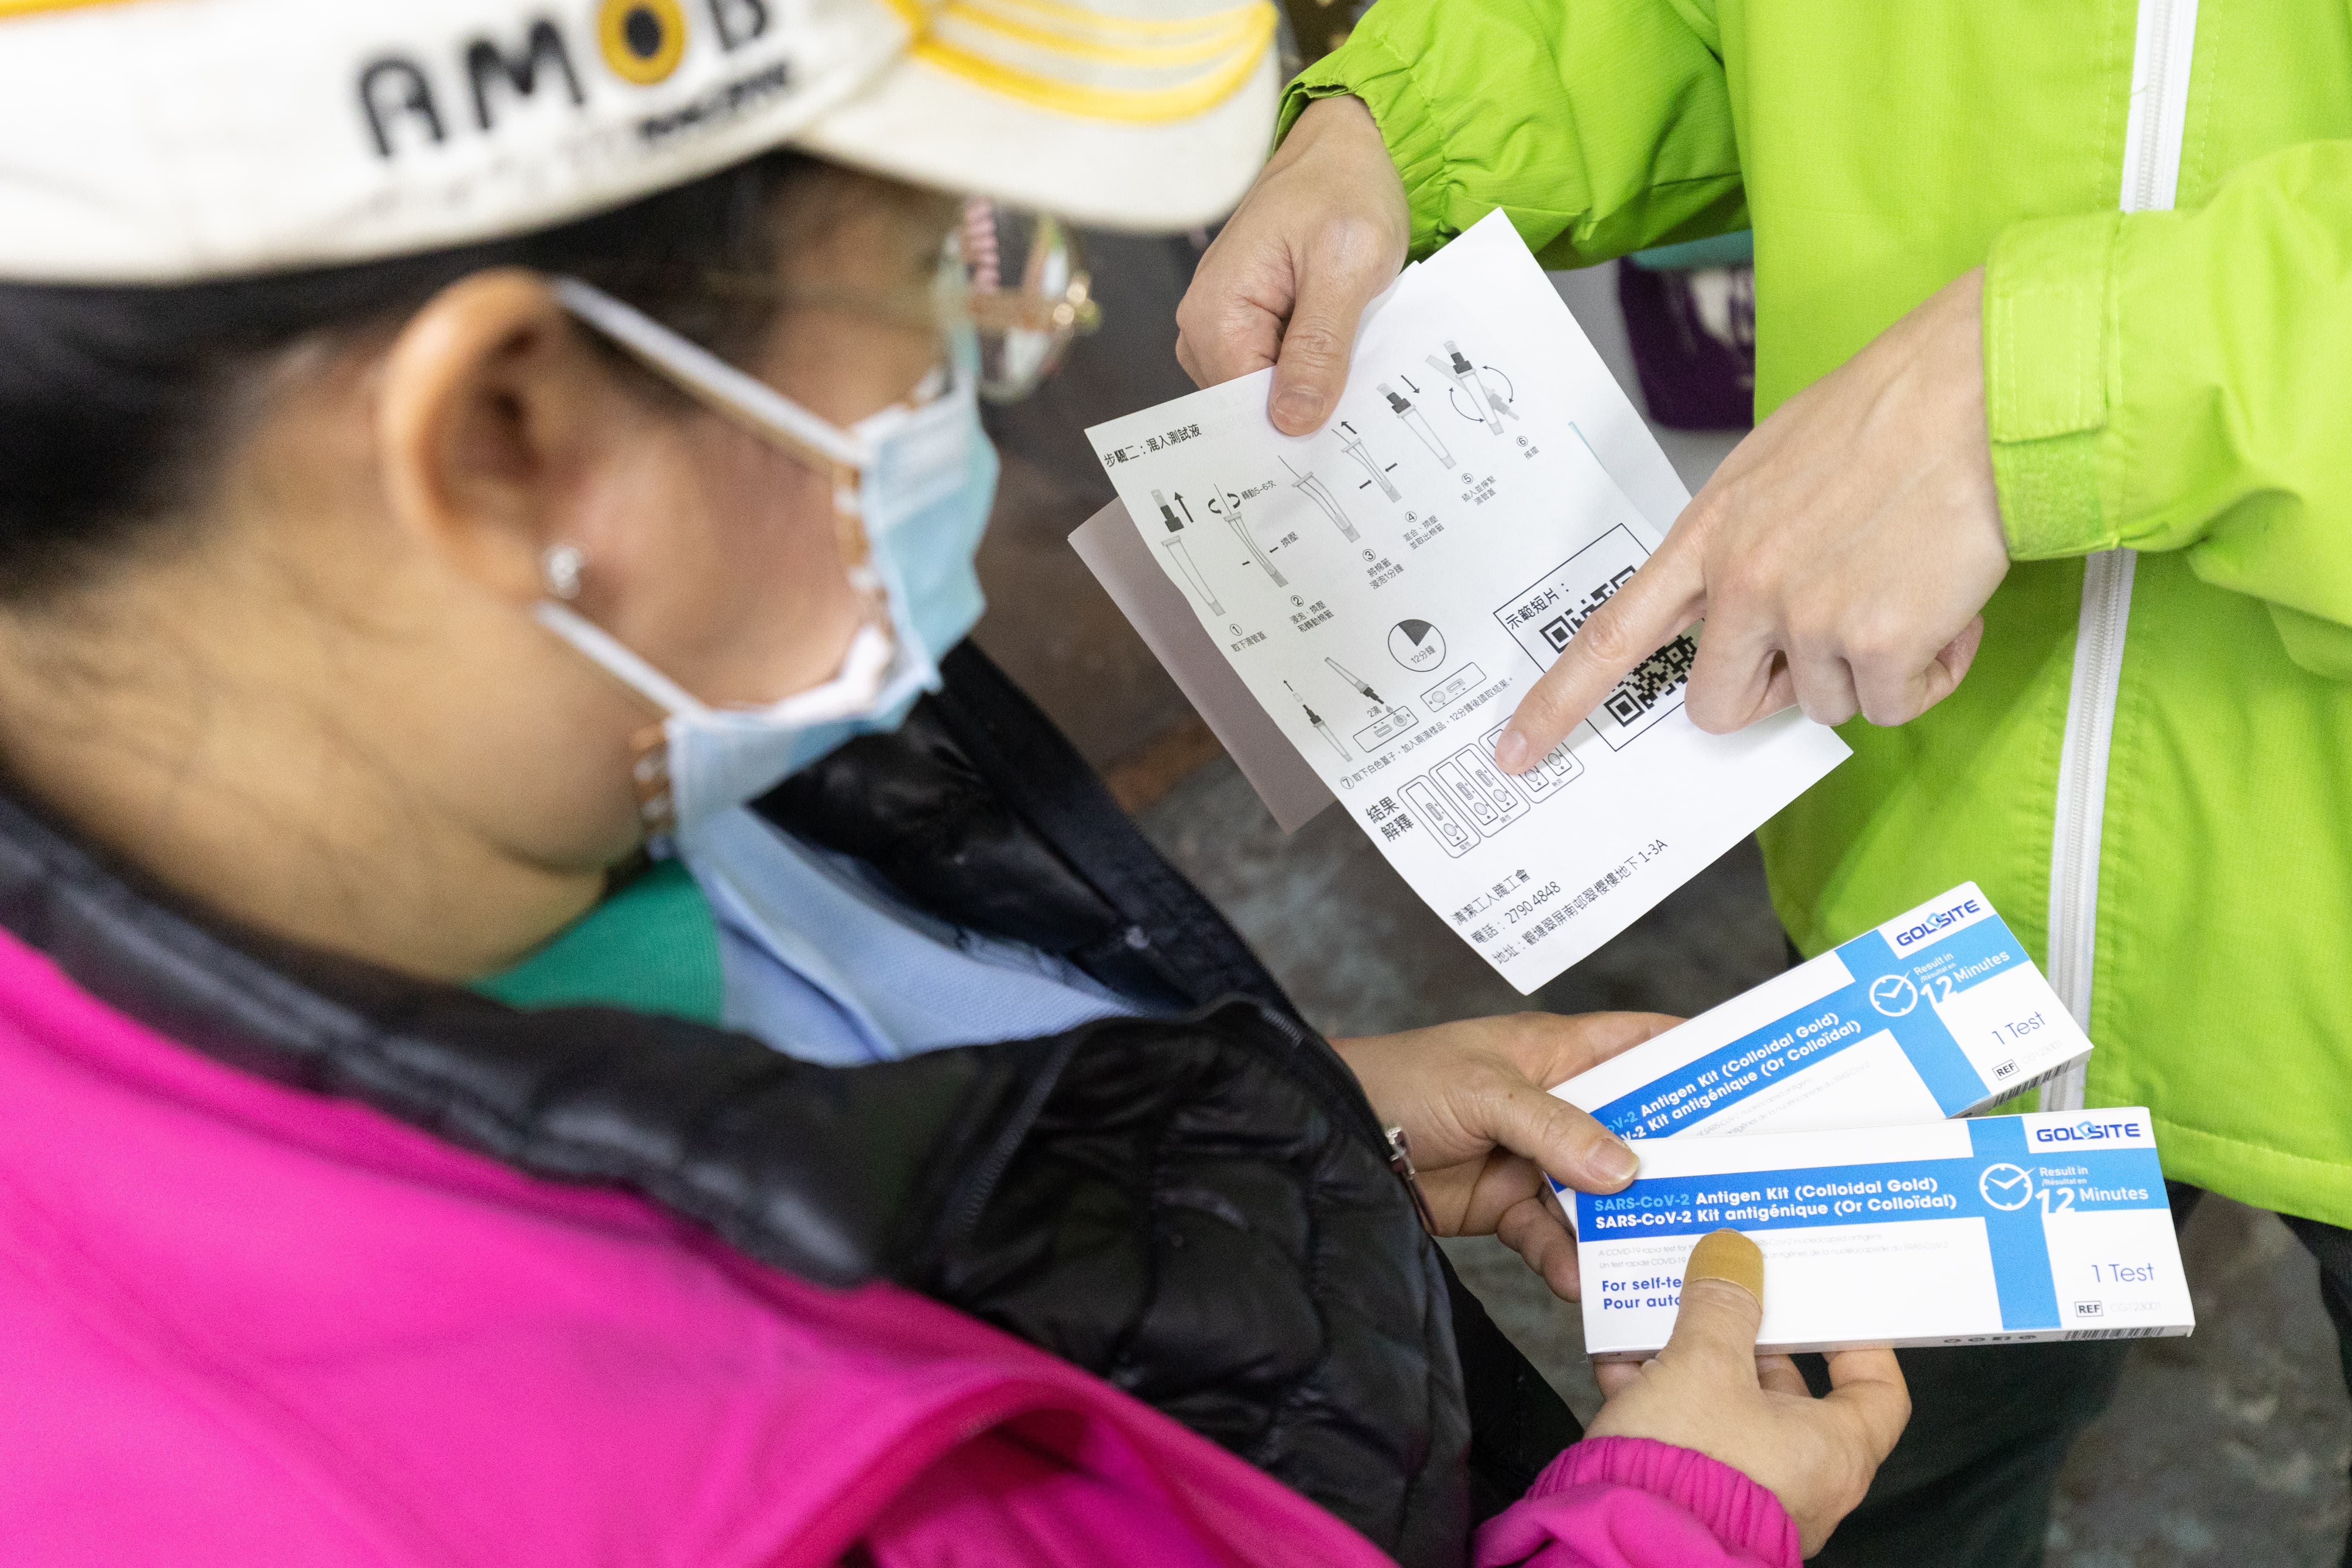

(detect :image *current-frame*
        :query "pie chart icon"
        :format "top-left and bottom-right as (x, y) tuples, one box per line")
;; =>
(1389, 619), (1446, 671)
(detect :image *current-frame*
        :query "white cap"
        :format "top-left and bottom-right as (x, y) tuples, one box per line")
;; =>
(0, 0), (1277, 282)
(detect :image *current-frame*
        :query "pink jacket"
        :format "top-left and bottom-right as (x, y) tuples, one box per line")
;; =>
(0, 926), (1795, 1568)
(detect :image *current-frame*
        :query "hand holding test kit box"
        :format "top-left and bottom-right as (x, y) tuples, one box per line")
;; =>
(1554, 883), (2092, 1141)
(1574, 1110), (2195, 1357)
(1550, 882), (2192, 1358)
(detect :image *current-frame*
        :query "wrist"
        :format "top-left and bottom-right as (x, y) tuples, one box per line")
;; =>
(1324, 1035), (1403, 1129)
(1534, 1438), (1801, 1567)
(1984, 211), (2120, 558)
(1279, 30), (1447, 256)
(1293, 92), (1378, 144)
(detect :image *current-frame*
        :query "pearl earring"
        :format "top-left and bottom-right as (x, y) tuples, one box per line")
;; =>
(542, 543), (586, 601)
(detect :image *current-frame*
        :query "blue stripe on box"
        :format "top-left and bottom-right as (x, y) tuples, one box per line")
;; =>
(1585, 916), (2027, 1139)
(1574, 1125), (2167, 1331)
(1969, 1117), (2061, 1330)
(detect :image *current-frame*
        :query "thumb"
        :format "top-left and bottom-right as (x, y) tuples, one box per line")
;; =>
(1914, 614), (1986, 715)
(1268, 228), (1392, 434)
(1660, 1229), (1766, 1377)
(1482, 1077), (1642, 1192)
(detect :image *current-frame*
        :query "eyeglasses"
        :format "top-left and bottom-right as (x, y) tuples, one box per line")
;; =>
(643, 199), (1100, 406)
(947, 199), (1102, 404)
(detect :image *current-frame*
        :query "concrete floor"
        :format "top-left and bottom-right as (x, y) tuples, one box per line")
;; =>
(1137, 759), (2351, 1565)
(969, 241), (2352, 1567)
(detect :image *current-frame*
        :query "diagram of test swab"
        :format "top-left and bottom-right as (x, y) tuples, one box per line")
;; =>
(1205, 481), (1287, 588)
(1150, 489), (1223, 613)
(1282, 457), (1360, 542)
(1378, 381), (1454, 467)
(1426, 340), (1518, 432)
(1324, 656), (1384, 705)
(1285, 680), (1351, 761)
(1335, 421), (1401, 500)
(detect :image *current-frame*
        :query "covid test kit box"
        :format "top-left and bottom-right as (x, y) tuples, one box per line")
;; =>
(1555, 884), (2089, 1141)
(1575, 1110), (2194, 1357)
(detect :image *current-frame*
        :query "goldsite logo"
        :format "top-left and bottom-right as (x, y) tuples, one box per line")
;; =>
(2030, 1117), (2148, 1146)
(1890, 894), (1986, 951)
(357, 0), (776, 158)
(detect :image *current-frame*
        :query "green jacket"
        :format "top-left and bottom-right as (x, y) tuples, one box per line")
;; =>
(1291, 0), (2352, 1228)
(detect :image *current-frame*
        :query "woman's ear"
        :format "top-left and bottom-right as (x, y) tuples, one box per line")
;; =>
(376, 269), (631, 606)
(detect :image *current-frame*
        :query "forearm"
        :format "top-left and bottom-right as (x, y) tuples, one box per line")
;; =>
(1985, 140), (2352, 674)
(1279, 0), (1746, 266)
(1475, 1438), (1800, 1568)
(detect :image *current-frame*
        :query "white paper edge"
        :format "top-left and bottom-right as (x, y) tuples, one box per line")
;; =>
(1069, 499), (1338, 833)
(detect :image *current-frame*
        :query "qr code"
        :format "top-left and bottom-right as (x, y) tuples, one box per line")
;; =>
(1494, 527), (1691, 751)
(1597, 632), (1698, 739)
(1538, 566), (1638, 652)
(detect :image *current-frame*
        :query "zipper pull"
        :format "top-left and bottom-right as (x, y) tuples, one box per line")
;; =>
(1385, 1124), (1439, 1234)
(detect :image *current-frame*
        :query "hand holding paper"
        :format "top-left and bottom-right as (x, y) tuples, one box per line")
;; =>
(1087, 212), (1851, 991)
(1173, 94), (1411, 435)
(1494, 269), (2009, 770)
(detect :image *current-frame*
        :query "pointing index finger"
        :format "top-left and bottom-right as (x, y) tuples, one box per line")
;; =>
(1493, 542), (1706, 772)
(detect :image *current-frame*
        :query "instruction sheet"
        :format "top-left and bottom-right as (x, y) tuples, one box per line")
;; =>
(1084, 212), (1849, 992)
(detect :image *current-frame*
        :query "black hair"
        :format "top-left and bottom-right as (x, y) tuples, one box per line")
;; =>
(0, 151), (811, 601)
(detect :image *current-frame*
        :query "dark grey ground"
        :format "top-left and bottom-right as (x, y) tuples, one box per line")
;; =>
(1137, 760), (2352, 1568)
(970, 238), (2351, 1567)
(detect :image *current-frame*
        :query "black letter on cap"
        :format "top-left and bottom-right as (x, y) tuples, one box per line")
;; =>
(707, 0), (768, 50)
(466, 19), (587, 131)
(359, 57), (445, 158)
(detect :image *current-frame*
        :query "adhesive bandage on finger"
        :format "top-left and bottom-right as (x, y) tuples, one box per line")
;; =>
(1682, 1228), (1764, 1307)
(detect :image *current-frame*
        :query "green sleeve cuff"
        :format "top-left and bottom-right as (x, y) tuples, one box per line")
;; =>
(1984, 210), (2120, 559)
(2270, 603), (2352, 682)
(1280, 34), (1455, 258)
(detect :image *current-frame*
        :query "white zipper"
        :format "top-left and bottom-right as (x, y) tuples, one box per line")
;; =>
(2042, 0), (2199, 1111)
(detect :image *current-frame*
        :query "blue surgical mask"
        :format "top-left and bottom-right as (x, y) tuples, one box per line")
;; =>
(857, 331), (999, 665)
(534, 278), (998, 834)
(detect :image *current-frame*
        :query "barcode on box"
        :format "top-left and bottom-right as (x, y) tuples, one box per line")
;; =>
(2065, 1327), (2166, 1341)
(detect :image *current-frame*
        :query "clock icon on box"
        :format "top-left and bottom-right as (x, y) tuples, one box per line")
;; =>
(1868, 974), (1919, 1017)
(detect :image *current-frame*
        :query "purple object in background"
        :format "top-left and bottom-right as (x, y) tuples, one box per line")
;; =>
(1617, 258), (1756, 432)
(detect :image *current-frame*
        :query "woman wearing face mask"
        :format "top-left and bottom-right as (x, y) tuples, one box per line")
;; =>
(0, 1), (1905, 1563)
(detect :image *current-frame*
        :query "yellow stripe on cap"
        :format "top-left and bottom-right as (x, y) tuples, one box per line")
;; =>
(962, 0), (1267, 42)
(948, 0), (1261, 68)
(913, 0), (1271, 123)
(871, 0), (933, 35)
(0, 0), (145, 16)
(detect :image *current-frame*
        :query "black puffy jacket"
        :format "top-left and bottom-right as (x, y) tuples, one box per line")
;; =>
(0, 642), (1580, 1568)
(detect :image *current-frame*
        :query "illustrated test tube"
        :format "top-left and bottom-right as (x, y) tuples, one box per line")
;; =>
(1217, 486), (1287, 588)
(1337, 422), (1401, 500)
(1284, 459), (1359, 542)
(1151, 488), (1223, 612)
(1325, 656), (1383, 704)
(1431, 339), (1516, 429)
(1287, 681), (1350, 762)
(1379, 382), (1454, 467)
